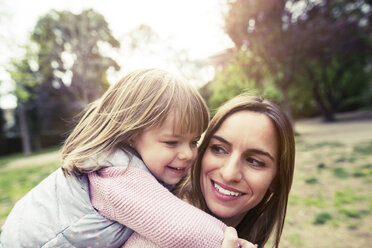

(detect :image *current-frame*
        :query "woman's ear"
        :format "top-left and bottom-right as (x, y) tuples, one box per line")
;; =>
(269, 185), (275, 193)
(269, 177), (278, 193)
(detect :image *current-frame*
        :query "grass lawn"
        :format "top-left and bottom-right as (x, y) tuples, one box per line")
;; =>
(279, 115), (372, 248)
(0, 114), (371, 247)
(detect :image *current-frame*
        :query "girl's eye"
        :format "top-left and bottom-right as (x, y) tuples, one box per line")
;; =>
(210, 144), (227, 154)
(190, 140), (198, 147)
(246, 157), (265, 168)
(164, 141), (178, 146)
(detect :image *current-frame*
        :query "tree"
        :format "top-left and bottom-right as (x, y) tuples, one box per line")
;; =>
(31, 9), (120, 117)
(8, 9), (120, 155)
(206, 50), (281, 110)
(0, 0), (8, 151)
(223, 0), (371, 122)
(8, 47), (37, 155)
(223, 0), (299, 123)
(295, 0), (372, 120)
(0, 107), (5, 154)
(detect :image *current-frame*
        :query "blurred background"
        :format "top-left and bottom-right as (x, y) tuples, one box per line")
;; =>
(0, 0), (371, 247)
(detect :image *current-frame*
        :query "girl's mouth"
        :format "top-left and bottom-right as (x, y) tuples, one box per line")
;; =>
(166, 165), (186, 174)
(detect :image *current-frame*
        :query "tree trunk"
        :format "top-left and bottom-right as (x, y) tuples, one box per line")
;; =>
(33, 133), (42, 152)
(312, 81), (335, 122)
(18, 102), (32, 156)
(321, 69), (337, 115)
(307, 68), (336, 122)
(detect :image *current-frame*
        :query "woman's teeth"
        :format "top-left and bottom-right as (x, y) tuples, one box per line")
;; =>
(213, 182), (242, 196)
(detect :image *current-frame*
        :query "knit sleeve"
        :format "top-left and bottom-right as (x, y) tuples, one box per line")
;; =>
(123, 232), (161, 248)
(88, 167), (226, 248)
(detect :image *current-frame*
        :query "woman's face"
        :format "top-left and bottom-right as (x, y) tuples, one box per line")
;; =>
(200, 111), (278, 226)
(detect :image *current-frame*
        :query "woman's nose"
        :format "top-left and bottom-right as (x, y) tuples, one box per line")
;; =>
(220, 155), (242, 182)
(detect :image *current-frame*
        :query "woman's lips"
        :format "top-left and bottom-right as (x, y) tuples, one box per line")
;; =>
(211, 180), (244, 201)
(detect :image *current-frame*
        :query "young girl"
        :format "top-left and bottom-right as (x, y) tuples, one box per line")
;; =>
(0, 68), (228, 248)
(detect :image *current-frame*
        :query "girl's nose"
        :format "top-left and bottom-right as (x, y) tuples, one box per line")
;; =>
(220, 155), (242, 182)
(178, 144), (195, 161)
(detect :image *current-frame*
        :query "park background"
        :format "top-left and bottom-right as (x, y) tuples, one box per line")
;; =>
(0, 0), (371, 247)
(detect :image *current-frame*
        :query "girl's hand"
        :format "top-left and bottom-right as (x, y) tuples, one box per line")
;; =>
(221, 226), (258, 248)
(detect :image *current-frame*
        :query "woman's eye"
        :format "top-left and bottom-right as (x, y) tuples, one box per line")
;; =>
(210, 144), (227, 154)
(246, 157), (265, 168)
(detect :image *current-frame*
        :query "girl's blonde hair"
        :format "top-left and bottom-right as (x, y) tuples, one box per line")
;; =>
(176, 93), (295, 248)
(61, 68), (209, 175)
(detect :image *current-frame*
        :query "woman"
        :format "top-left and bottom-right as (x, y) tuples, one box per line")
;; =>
(124, 93), (295, 248)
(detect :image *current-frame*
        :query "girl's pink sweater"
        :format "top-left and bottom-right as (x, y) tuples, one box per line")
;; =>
(88, 166), (227, 248)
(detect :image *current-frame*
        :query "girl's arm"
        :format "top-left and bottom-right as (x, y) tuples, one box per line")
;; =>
(122, 232), (161, 248)
(122, 227), (258, 248)
(88, 166), (226, 248)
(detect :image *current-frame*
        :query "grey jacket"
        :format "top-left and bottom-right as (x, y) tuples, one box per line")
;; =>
(0, 149), (149, 248)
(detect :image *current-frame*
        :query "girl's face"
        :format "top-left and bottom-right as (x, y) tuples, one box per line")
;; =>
(200, 111), (278, 226)
(134, 112), (200, 185)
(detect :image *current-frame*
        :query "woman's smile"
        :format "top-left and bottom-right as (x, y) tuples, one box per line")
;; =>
(212, 180), (244, 199)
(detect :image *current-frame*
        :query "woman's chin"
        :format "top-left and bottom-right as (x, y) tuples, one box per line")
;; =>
(210, 209), (234, 221)
(211, 209), (245, 227)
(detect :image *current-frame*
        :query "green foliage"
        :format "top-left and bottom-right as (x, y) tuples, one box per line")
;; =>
(353, 141), (372, 155)
(31, 9), (120, 105)
(352, 164), (372, 178)
(334, 188), (360, 207)
(288, 120), (372, 246)
(209, 62), (255, 111)
(288, 234), (304, 247)
(288, 78), (318, 118)
(261, 80), (283, 103)
(0, 109), (5, 158)
(317, 163), (326, 169)
(333, 167), (349, 179)
(8, 46), (39, 102)
(207, 50), (283, 112)
(222, 0), (372, 121)
(304, 197), (327, 207)
(7, 9), (121, 143)
(338, 208), (363, 218)
(313, 212), (332, 225)
(335, 156), (356, 163)
(305, 177), (318, 184)
(305, 142), (344, 150)
(288, 194), (301, 206)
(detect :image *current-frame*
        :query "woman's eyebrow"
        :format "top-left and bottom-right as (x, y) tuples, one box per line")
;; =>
(211, 135), (231, 146)
(245, 149), (275, 162)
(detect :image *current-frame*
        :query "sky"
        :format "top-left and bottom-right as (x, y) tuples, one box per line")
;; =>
(0, 0), (233, 109)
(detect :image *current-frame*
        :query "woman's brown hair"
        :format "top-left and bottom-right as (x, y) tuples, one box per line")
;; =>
(177, 93), (295, 248)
